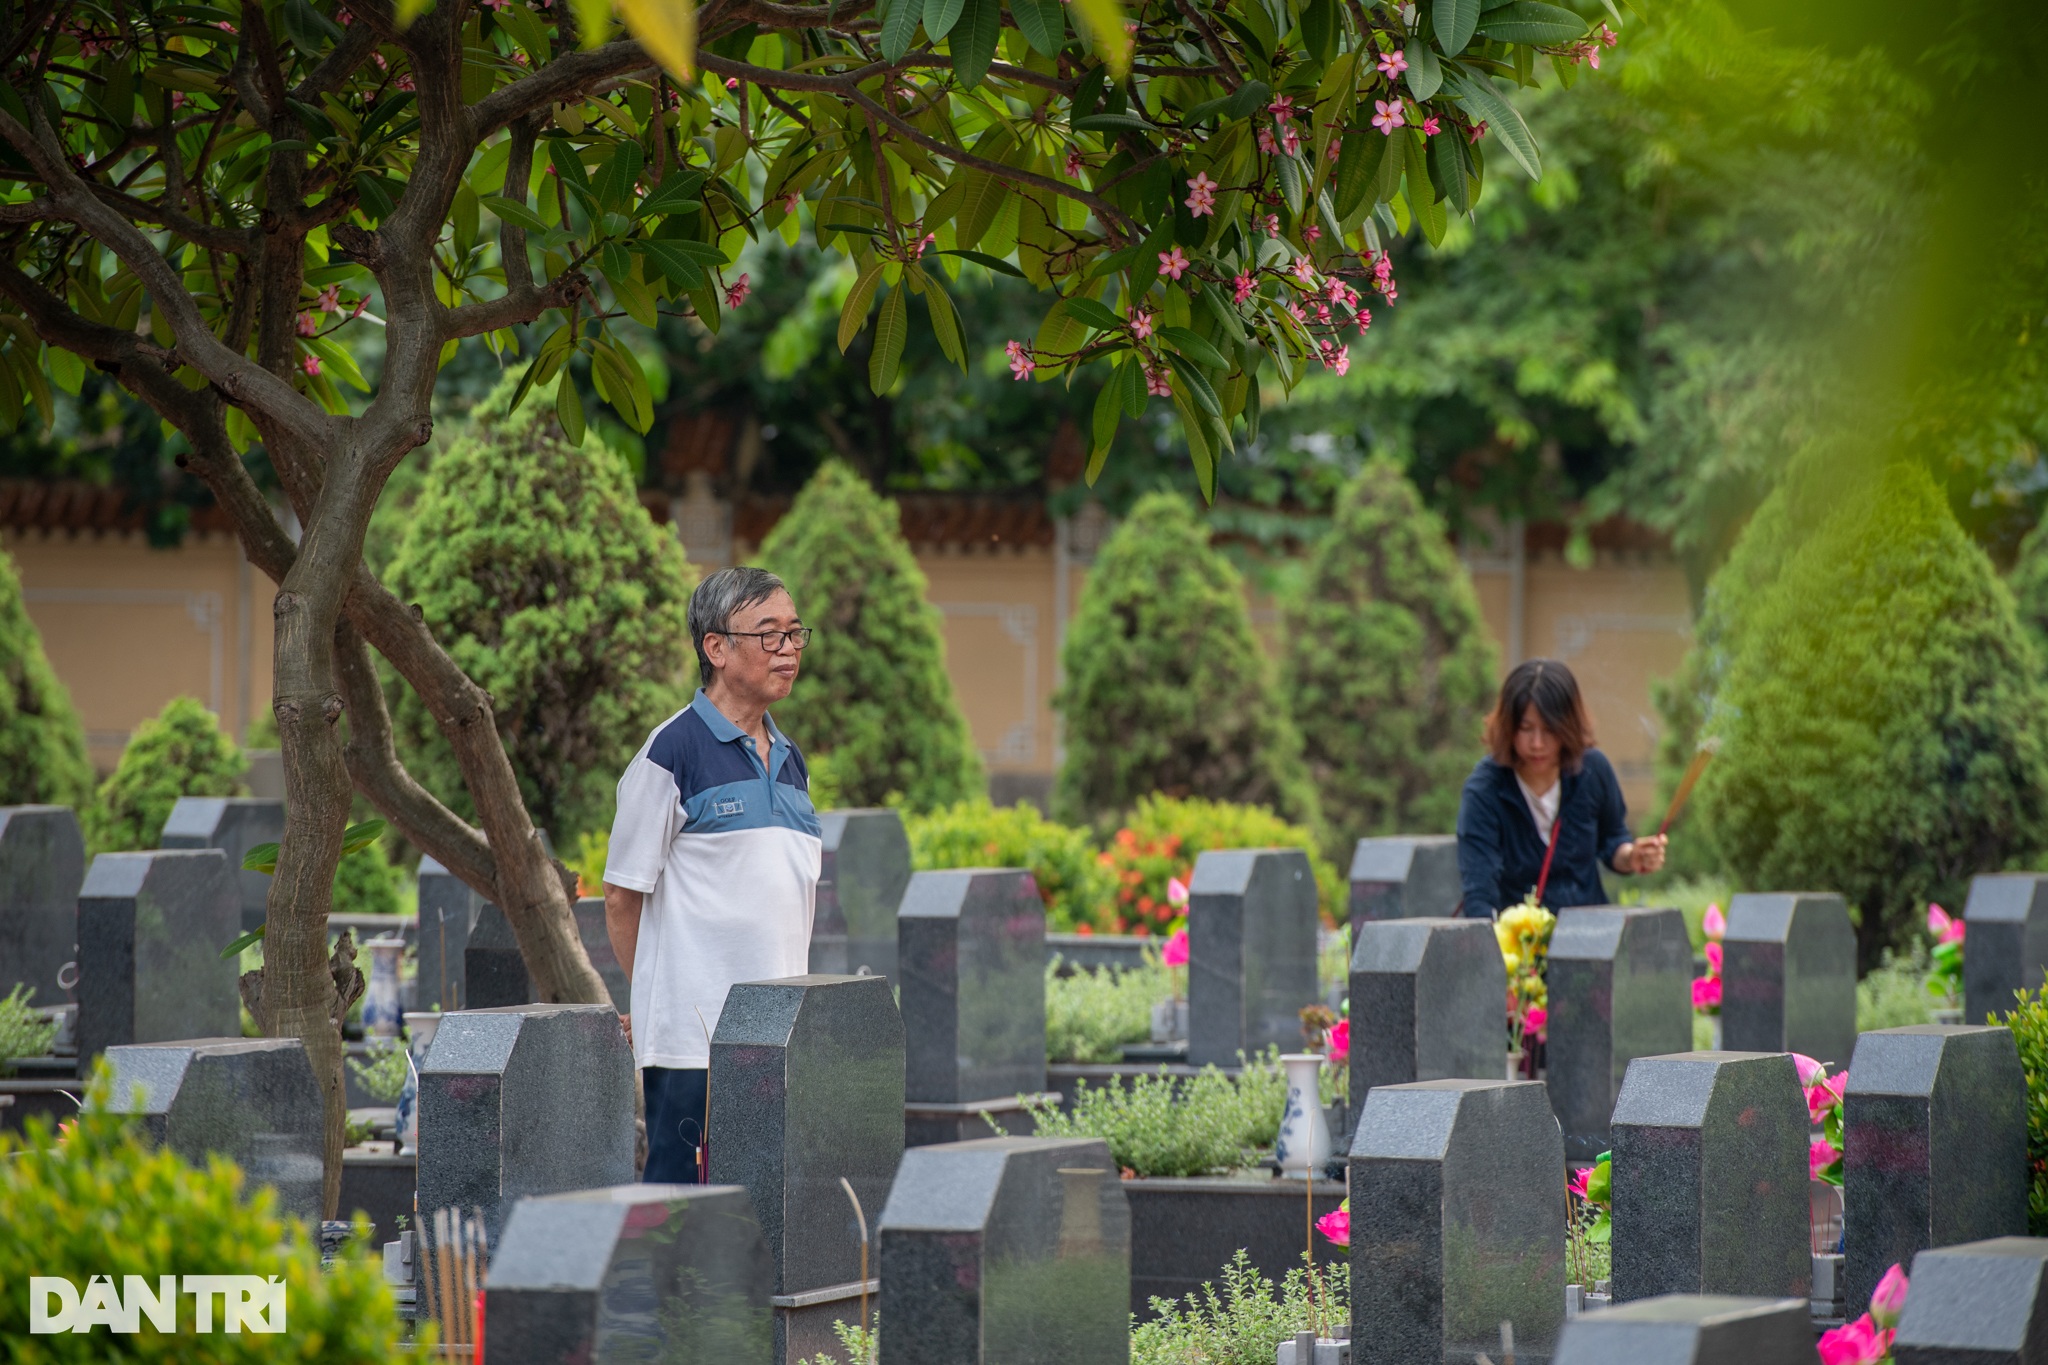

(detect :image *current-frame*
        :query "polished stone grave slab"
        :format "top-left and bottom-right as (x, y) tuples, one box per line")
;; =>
(1843, 1025), (2028, 1316)
(1962, 874), (2048, 1025)
(1892, 1236), (2048, 1365)
(76, 850), (239, 1061)
(710, 975), (903, 1363)
(1720, 893), (1857, 1070)
(100, 1036), (324, 1219)
(464, 904), (532, 1009)
(1546, 906), (1693, 1162)
(486, 1184), (776, 1365)
(1349, 1078), (1565, 1365)
(159, 796), (284, 934)
(1551, 1295), (1813, 1365)
(1609, 1052), (1809, 1303)
(877, 1135), (1129, 1365)
(1348, 836), (1462, 929)
(0, 805), (85, 1007)
(1350, 917), (1506, 1098)
(899, 869), (1045, 1143)
(1188, 849), (1319, 1068)
(416, 1003), (635, 1241)
(415, 854), (484, 1012)
(808, 809), (912, 983)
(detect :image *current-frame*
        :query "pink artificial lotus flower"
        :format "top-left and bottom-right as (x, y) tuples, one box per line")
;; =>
(1791, 1053), (1828, 1087)
(1326, 1019), (1349, 1063)
(1523, 1005), (1547, 1040)
(1816, 1313), (1892, 1365)
(1161, 927), (1190, 968)
(1810, 1134), (1842, 1182)
(1807, 1071), (1847, 1124)
(1702, 903), (1726, 939)
(1869, 1262), (1909, 1329)
(1704, 941), (1722, 975)
(1928, 902), (1965, 945)
(1691, 975), (1721, 1010)
(1315, 1205), (1349, 1247)
(1166, 875), (1188, 906)
(1567, 1165), (1593, 1201)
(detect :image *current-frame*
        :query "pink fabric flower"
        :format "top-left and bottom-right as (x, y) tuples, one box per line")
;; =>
(1928, 903), (1965, 944)
(1869, 1263), (1909, 1329)
(724, 273), (751, 308)
(1567, 1165), (1591, 1201)
(1422, 115), (1441, 137)
(1703, 903), (1726, 940)
(1232, 273), (1255, 304)
(1326, 1019), (1349, 1062)
(1184, 172), (1218, 218)
(1691, 975), (1721, 1010)
(1144, 367), (1172, 397)
(1314, 1206), (1350, 1247)
(1376, 49), (1408, 77)
(1157, 246), (1189, 281)
(1817, 1314), (1891, 1365)
(1791, 1053), (1828, 1087)
(1810, 1134), (1842, 1182)
(1808, 1071), (1847, 1124)
(1371, 99), (1406, 135)
(1161, 926), (1189, 967)
(300, 354), (321, 376)
(1166, 876), (1188, 906)
(1005, 339), (1035, 380)
(1704, 941), (1722, 975)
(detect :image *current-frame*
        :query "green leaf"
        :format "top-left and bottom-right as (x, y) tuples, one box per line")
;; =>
(880, 0), (924, 63)
(951, 0), (1004, 89)
(840, 261), (886, 352)
(1435, 0), (1481, 50)
(220, 925), (266, 960)
(242, 842), (281, 875)
(1474, 0), (1588, 44)
(1334, 126), (1389, 218)
(1063, 297), (1125, 331)
(1167, 353), (1222, 418)
(484, 190), (554, 235)
(1444, 67), (1541, 180)
(1276, 153), (1306, 217)
(920, 272), (968, 370)
(595, 140), (645, 214)
(495, 1), (552, 63)
(1118, 351), (1147, 416)
(870, 286), (908, 391)
(341, 820), (388, 858)
(638, 240), (709, 288)
(1033, 299), (1089, 364)
(1159, 325), (1227, 370)
(1405, 40), (1443, 100)
(1011, 0), (1066, 56)
(1089, 374), (1121, 476)
(935, 249), (1026, 277)
(1071, 112), (1154, 132)
(635, 171), (706, 217)
(1299, 0), (1336, 65)
(1172, 387), (1218, 503)
(1430, 130), (1472, 214)
(613, 270), (659, 327)
(547, 138), (594, 195)
(925, 0), (967, 38)
(557, 365), (586, 443)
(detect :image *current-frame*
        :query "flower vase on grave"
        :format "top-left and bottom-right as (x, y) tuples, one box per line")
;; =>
(1274, 1053), (1332, 1178)
(1149, 999), (1190, 1043)
(396, 1011), (441, 1156)
(1153, 922), (1190, 1042)
(1708, 1015), (1723, 1049)
(361, 935), (405, 1038)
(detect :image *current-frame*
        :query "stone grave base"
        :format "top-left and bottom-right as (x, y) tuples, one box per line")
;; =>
(1126, 1174), (1346, 1317)
(773, 1278), (879, 1364)
(0, 1078), (82, 1134)
(904, 1093), (1054, 1147)
(1048, 1061), (1239, 1112)
(339, 1150), (416, 1248)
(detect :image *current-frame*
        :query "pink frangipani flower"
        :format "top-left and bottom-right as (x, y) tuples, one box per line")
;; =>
(1268, 94), (1296, 122)
(1157, 246), (1190, 281)
(1371, 99), (1406, 135)
(300, 354), (322, 377)
(1422, 115), (1441, 136)
(1232, 272), (1256, 304)
(296, 312), (319, 337)
(724, 273), (751, 308)
(1184, 172), (1218, 218)
(1468, 120), (1488, 144)
(1129, 310), (1156, 340)
(1004, 339), (1035, 380)
(1144, 367), (1172, 397)
(1376, 49), (1408, 77)
(1290, 255), (1317, 284)
(315, 284), (341, 313)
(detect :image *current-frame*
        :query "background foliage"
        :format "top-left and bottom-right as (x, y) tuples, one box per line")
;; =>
(907, 798), (1116, 931)
(0, 547), (94, 811)
(84, 696), (245, 854)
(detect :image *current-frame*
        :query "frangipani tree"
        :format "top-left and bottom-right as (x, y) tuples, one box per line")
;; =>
(0, 0), (1613, 1208)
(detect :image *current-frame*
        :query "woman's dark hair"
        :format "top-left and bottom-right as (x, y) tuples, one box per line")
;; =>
(1484, 659), (1595, 771)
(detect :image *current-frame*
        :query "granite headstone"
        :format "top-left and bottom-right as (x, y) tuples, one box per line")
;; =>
(158, 796), (285, 934)
(1720, 893), (1857, 1070)
(574, 895), (630, 1013)
(464, 904), (532, 1009)
(709, 975), (904, 1362)
(1892, 1236), (2048, 1365)
(899, 869), (1046, 1144)
(1546, 906), (1693, 1162)
(0, 805), (85, 1008)
(877, 1135), (1130, 1365)
(76, 850), (239, 1062)
(416, 854), (485, 1012)
(1962, 874), (2048, 1025)
(1350, 917), (1506, 1098)
(99, 1036), (324, 1219)
(1349, 1078), (1565, 1365)
(1842, 1025), (2029, 1316)
(1348, 836), (1462, 929)
(1551, 1295), (1814, 1365)
(808, 809), (912, 982)
(1608, 1052), (1810, 1303)
(1188, 848), (1319, 1068)
(416, 1003), (636, 1241)
(485, 1184), (777, 1365)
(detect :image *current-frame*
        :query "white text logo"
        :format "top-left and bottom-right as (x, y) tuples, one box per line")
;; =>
(29, 1276), (287, 1334)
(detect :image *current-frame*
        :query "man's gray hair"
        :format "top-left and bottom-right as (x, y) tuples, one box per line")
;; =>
(689, 566), (790, 684)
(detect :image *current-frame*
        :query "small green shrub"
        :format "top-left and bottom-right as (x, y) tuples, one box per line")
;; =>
(1998, 977), (2048, 1234)
(331, 836), (402, 917)
(1859, 945), (1937, 1032)
(1046, 957), (1171, 1064)
(1025, 1048), (1290, 1176)
(1132, 1250), (1348, 1362)
(0, 545), (93, 809)
(0, 983), (56, 1074)
(0, 1066), (402, 1360)
(908, 800), (1118, 931)
(1104, 795), (1346, 930)
(346, 1038), (409, 1105)
(85, 696), (245, 853)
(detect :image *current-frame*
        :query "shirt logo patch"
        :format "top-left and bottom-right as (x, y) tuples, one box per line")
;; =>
(713, 796), (746, 817)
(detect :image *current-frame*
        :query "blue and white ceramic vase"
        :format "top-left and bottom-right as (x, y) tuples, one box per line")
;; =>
(361, 935), (406, 1038)
(396, 1010), (442, 1156)
(1274, 1053), (1332, 1179)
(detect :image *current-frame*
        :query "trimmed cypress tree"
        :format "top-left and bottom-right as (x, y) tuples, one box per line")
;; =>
(1697, 463), (2048, 965)
(0, 546), (92, 809)
(757, 460), (984, 811)
(1283, 458), (1498, 855)
(1053, 492), (1318, 833)
(86, 696), (245, 851)
(383, 370), (696, 847)
(2009, 513), (2048, 655)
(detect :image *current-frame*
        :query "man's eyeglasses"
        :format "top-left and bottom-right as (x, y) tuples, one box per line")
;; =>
(722, 627), (814, 653)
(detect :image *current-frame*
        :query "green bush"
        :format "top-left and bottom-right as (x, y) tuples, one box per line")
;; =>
(906, 799), (1117, 931)
(0, 1068), (402, 1360)
(1046, 957), (1171, 1063)
(0, 546), (93, 809)
(1024, 1047), (1290, 1175)
(85, 696), (244, 853)
(1999, 979), (2048, 1235)
(0, 983), (56, 1075)
(2010, 513), (2048, 657)
(1052, 493), (1317, 835)
(1282, 458), (1498, 858)
(1859, 945), (1937, 1032)
(330, 836), (402, 917)
(1696, 464), (2048, 964)
(383, 368), (696, 849)
(1103, 795), (1346, 931)
(1132, 1250), (1348, 1360)
(758, 460), (983, 812)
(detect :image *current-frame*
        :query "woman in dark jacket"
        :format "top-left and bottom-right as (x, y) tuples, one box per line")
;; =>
(1456, 659), (1666, 918)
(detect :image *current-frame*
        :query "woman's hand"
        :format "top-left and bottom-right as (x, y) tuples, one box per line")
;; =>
(1614, 835), (1668, 875)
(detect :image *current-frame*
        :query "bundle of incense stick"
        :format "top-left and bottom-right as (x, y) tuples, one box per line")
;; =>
(424, 1205), (488, 1356)
(1658, 738), (1721, 837)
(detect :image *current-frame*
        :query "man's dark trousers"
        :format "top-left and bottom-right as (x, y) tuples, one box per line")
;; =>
(642, 1066), (708, 1183)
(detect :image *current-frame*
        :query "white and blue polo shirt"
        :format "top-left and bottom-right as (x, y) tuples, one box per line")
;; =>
(603, 689), (824, 1070)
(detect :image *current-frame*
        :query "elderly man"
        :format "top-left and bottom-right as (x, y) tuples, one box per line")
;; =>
(603, 565), (822, 1182)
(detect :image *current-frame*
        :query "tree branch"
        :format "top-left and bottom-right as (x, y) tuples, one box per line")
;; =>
(439, 269), (592, 340)
(468, 41), (662, 142)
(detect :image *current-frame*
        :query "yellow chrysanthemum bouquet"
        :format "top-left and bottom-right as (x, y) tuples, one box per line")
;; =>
(1496, 897), (1556, 1076)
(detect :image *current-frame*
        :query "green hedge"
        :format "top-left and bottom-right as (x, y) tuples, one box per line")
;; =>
(906, 798), (1117, 932)
(0, 546), (92, 809)
(85, 696), (244, 853)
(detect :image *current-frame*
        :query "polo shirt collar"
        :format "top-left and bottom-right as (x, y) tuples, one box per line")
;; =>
(690, 689), (790, 756)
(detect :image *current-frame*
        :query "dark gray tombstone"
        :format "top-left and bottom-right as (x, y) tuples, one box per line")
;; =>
(99, 1036), (324, 1219)
(1187, 848), (1319, 1068)
(876, 1135), (1129, 1365)
(1963, 874), (2048, 1025)
(1348, 835), (1462, 928)
(809, 809), (911, 982)
(1546, 906), (1693, 1162)
(0, 805), (85, 1007)
(415, 855), (484, 1013)
(709, 975), (904, 1363)
(1842, 1025), (2028, 1316)
(574, 895), (630, 1014)
(416, 1003), (635, 1241)
(464, 904), (532, 1009)
(1350, 917), (1505, 1098)
(1609, 1052), (1810, 1303)
(76, 850), (239, 1062)
(1892, 1237), (2048, 1365)
(1720, 893), (1857, 1070)
(158, 796), (284, 934)
(1551, 1295), (1814, 1365)
(1349, 1079), (1564, 1365)
(899, 869), (1046, 1145)
(486, 1184), (777, 1365)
